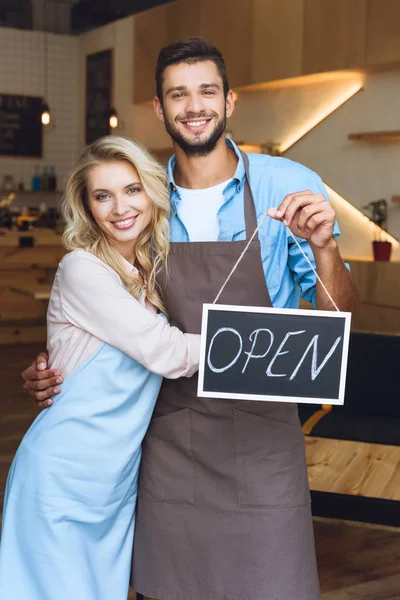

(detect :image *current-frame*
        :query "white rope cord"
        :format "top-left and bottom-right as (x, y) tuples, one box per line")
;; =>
(213, 212), (268, 304)
(287, 230), (340, 312)
(213, 212), (340, 312)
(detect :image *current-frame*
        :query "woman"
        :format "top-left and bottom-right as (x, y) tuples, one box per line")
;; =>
(0, 136), (200, 599)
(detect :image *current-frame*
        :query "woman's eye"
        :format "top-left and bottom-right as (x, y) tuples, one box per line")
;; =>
(96, 193), (109, 201)
(128, 187), (140, 194)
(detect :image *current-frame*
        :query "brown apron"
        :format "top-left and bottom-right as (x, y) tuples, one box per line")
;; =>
(132, 152), (320, 600)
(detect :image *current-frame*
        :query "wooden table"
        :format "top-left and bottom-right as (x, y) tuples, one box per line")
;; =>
(9, 283), (52, 301)
(0, 247), (65, 270)
(306, 436), (400, 501)
(0, 228), (63, 248)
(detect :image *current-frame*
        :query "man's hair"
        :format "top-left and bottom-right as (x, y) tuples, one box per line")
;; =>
(155, 37), (230, 102)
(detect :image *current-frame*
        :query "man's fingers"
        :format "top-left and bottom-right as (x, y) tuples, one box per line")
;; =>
(275, 190), (313, 219)
(36, 352), (49, 371)
(21, 352), (50, 382)
(304, 211), (335, 234)
(20, 350), (61, 407)
(34, 369), (62, 382)
(282, 194), (326, 227)
(29, 387), (60, 404)
(22, 367), (61, 383)
(36, 388), (59, 402)
(37, 400), (54, 409)
(23, 375), (62, 392)
(296, 202), (328, 232)
(268, 191), (315, 222)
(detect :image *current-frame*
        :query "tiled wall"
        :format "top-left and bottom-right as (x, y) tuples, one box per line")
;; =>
(0, 27), (79, 193)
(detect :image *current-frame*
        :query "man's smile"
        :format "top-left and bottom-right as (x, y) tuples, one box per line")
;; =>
(179, 117), (213, 134)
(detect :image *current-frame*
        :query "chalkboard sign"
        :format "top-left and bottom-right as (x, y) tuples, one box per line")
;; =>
(198, 304), (351, 405)
(85, 49), (112, 144)
(0, 94), (42, 157)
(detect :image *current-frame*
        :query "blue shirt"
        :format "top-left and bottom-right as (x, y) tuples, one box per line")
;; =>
(167, 140), (340, 309)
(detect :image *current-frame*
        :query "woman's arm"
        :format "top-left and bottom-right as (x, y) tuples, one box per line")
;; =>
(57, 252), (200, 379)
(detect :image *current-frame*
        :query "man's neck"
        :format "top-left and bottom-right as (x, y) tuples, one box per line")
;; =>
(172, 137), (238, 190)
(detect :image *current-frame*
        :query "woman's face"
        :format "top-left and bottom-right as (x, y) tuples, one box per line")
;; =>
(86, 160), (153, 263)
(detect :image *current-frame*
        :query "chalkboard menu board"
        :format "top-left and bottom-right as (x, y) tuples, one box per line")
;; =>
(0, 94), (42, 157)
(198, 304), (351, 405)
(86, 49), (112, 144)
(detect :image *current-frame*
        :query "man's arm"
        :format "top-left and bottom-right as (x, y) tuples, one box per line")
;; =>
(268, 189), (358, 313)
(312, 237), (357, 312)
(22, 352), (63, 409)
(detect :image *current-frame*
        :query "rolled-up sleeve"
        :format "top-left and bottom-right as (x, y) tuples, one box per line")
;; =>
(57, 252), (200, 379)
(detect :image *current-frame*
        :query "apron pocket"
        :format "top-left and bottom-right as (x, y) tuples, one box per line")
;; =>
(233, 408), (310, 508)
(138, 408), (195, 505)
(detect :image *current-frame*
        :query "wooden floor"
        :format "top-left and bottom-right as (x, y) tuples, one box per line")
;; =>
(1, 343), (400, 600)
(306, 436), (400, 500)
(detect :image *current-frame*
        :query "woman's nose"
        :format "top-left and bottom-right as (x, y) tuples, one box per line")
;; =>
(112, 195), (129, 216)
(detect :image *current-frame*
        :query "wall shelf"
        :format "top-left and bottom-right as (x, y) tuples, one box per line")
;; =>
(0, 190), (62, 195)
(348, 131), (400, 142)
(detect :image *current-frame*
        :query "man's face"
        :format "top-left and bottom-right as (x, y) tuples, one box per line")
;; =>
(154, 60), (234, 157)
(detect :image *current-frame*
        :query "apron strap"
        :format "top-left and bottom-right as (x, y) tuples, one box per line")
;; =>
(239, 149), (259, 240)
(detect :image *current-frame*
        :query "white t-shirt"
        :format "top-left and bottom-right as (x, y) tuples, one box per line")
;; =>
(176, 179), (232, 242)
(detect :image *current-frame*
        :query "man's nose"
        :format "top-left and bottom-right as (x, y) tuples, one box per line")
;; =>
(185, 93), (203, 114)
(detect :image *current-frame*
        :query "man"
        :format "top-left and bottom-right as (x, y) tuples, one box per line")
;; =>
(22, 38), (357, 599)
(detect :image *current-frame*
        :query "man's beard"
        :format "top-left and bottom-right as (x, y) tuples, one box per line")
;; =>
(164, 110), (226, 157)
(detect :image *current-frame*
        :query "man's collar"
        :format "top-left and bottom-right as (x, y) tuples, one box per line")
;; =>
(167, 138), (245, 190)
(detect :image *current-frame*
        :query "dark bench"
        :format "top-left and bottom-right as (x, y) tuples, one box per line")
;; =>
(298, 332), (400, 446)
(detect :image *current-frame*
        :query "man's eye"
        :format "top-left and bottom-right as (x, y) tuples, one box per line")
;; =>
(204, 90), (215, 95)
(172, 93), (184, 99)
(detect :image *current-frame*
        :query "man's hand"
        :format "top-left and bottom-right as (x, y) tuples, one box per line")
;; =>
(22, 352), (63, 409)
(267, 190), (336, 249)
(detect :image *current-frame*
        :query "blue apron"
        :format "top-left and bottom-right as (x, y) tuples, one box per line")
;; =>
(0, 342), (162, 600)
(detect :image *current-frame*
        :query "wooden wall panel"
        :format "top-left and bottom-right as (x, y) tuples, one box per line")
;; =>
(365, 0), (400, 66)
(348, 260), (400, 310)
(199, 0), (254, 89)
(303, 0), (366, 74)
(133, 4), (170, 103)
(167, 0), (202, 45)
(252, 0), (304, 84)
(133, 0), (400, 103)
(347, 260), (400, 334)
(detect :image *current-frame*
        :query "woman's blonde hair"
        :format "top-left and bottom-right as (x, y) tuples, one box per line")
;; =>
(61, 136), (170, 314)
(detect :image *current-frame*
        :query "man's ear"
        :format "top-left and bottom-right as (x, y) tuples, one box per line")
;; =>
(154, 96), (165, 122)
(225, 90), (235, 119)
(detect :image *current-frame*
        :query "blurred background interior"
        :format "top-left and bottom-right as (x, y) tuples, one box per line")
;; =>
(0, 1), (399, 599)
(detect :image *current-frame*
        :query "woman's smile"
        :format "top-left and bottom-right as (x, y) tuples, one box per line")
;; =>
(110, 215), (139, 230)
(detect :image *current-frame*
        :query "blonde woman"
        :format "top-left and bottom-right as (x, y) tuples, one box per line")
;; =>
(0, 137), (200, 600)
